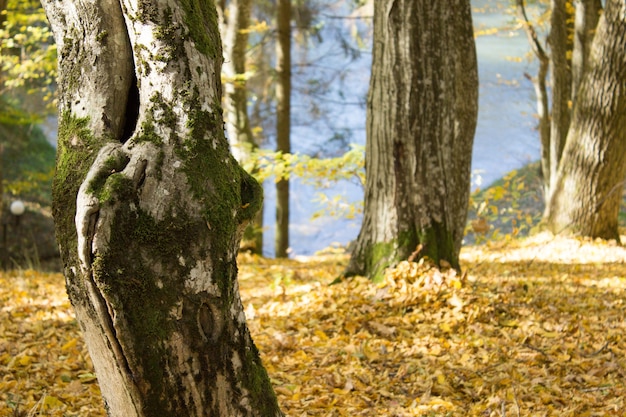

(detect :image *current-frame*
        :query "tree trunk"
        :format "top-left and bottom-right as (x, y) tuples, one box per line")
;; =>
(544, 0), (626, 241)
(345, 0), (478, 281)
(547, 0), (574, 194)
(571, 0), (602, 106)
(218, 0), (264, 255)
(275, 0), (291, 258)
(517, 0), (551, 195)
(41, 0), (282, 415)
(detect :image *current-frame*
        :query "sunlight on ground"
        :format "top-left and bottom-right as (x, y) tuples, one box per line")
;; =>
(1, 234), (625, 416)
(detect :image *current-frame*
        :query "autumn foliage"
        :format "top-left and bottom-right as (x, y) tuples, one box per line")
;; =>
(2, 233), (626, 416)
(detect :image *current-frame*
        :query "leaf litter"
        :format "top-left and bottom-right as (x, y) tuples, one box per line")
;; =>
(1, 233), (626, 416)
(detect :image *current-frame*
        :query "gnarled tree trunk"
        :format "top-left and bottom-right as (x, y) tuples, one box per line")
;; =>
(345, 0), (478, 281)
(41, 0), (282, 415)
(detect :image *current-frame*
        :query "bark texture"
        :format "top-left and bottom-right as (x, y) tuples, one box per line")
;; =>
(346, 0), (478, 280)
(547, 0), (574, 194)
(275, 0), (291, 258)
(571, 0), (602, 106)
(544, 0), (626, 240)
(42, 0), (281, 415)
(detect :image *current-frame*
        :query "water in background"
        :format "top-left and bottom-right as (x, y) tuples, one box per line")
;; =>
(40, 1), (543, 257)
(262, 0), (541, 257)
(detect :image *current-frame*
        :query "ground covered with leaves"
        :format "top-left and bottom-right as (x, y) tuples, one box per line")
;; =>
(1, 233), (625, 416)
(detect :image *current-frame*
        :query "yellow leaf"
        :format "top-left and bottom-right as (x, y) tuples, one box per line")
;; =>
(314, 329), (328, 341)
(437, 373), (446, 384)
(61, 338), (78, 352)
(43, 395), (64, 409)
(19, 355), (34, 366)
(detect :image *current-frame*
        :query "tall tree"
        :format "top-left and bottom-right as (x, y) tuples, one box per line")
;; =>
(40, 0), (282, 415)
(345, 0), (478, 280)
(517, 0), (602, 196)
(544, 0), (626, 240)
(275, 0), (291, 258)
(546, 0), (574, 194)
(218, 0), (264, 254)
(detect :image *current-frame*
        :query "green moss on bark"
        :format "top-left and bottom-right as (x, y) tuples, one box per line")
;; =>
(365, 229), (417, 282)
(418, 222), (459, 270)
(353, 223), (459, 282)
(53, 112), (110, 267)
(179, 0), (221, 58)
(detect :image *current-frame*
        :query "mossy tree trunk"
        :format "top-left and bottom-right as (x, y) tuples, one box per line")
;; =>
(275, 0), (291, 258)
(218, 0), (264, 255)
(544, 0), (626, 241)
(345, 0), (478, 281)
(41, 0), (282, 415)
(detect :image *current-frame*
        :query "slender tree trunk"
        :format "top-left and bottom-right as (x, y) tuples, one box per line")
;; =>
(275, 0), (291, 258)
(547, 0), (574, 194)
(544, 0), (626, 240)
(345, 0), (478, 281)
(571, 0), (602, 106)
(41, 0), (282, 415)
(517, 0), (551, 195)
(218, 0), (264, 255)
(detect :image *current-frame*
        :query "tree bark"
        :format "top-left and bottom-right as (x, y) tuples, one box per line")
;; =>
(218, 0), (264, 255)
(547, 0), (574, 194)
(41, 0), (281, 415)
(345, 0), (478, 281)
(275, 0), (291, 258)
(571, 0), (602, 106)
(544, 0), (626, 241)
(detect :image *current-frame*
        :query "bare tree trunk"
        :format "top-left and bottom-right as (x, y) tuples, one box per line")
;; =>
(571, 0), (602, 105)
(545, 0), (626, 241)
(275, 0), (291, 258)
(547, 0), (574, 194)
(345, 0), (478, 281)
(218, 0), (264, 255)
(41, 0), (282, 415)
(517, 0), (551, 195)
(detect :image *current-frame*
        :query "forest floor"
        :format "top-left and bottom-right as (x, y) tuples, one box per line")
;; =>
(1, 233), (626, 416)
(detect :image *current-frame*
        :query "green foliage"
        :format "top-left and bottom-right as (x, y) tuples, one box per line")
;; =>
(247, 144), (364, 220)
(0, 0), (57, 111)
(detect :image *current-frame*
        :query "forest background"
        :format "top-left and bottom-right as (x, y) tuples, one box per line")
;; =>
(0, 0), (574, 267)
